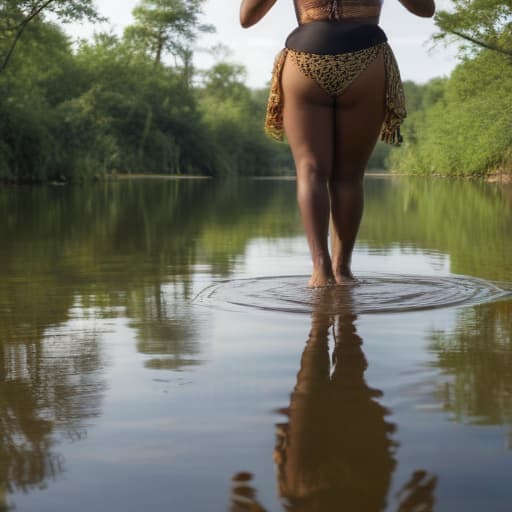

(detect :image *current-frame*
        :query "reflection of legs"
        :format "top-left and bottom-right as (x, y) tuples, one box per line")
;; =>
(282, 55), (335, 288)
(330, 52), (386, 282)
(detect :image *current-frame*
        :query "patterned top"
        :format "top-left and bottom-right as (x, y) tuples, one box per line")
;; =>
(293, 0), (383, 24)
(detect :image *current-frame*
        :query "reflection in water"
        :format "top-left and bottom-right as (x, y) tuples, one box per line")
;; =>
(0, 180), (300, 509)
(128, 282), (202, 370)
(230, 472), (266, 512)
(0, 179), (511, 510)
(274, 308), (395, 510)
(430, 300), (512, 428)
(231, 289), (437, 512)
(362, 179), (512, 282)
(0, 180), (300, 375)
(0, 320), (106, 509)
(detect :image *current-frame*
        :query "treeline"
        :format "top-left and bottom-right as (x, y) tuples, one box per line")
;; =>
(1, 0), (510, 180)
(0, 1), (292, 182)
(386, 50), (512, 176)
(384, 0), (512, 177)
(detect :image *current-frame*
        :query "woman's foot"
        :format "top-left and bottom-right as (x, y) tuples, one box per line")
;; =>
(333, 265), (358, 285)
(308, 261), (335, 288)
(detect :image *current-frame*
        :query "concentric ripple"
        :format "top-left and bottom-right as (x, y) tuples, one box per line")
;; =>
(194, 274), (512, 315)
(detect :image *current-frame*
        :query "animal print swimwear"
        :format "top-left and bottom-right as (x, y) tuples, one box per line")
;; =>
(265, 43), (406, 146)
(288, 43), (383, 97)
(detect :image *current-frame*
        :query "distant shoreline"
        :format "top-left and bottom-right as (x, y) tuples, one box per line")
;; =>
(114, 174), (213, 180)
(1, 171), (510, 186)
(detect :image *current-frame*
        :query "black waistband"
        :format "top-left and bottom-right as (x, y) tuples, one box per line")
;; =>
(285, 22), (387, 55)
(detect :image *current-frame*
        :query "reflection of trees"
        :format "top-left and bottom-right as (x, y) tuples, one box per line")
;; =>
(128, 282), (202, 370)
(0, 180), (301, 373)
(362, 178), (512, 281)
(0, 320), (106, 505)
(0, 179), (301, 506)
(230, 289), (437, 512)
(429, 300), (512, 426)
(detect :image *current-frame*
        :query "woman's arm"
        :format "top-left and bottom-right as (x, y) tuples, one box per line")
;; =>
(240, 0), (278, 28)
(398, 0), (435, 17)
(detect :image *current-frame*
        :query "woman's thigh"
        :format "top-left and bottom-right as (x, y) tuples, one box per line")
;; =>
(333, 51), (386, 181)
(281, 55), (335, 180)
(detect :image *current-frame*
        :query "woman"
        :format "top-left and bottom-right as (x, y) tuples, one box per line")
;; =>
(240, 0), (435, 287)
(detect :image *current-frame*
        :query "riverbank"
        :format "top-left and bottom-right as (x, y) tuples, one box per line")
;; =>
(2, 170), (511, 187)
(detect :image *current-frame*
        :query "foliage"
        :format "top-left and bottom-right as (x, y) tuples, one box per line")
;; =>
(367, 81), (430, 171)
(0, 0), (100, 72)
(0, 2), (293, 182)
(389, 50), (512, 176)
(124, 0), (214, 67)
(435, 0), (512, 57)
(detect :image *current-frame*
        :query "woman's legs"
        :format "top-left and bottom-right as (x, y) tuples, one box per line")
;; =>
(330, 52), (386, 283)
(282, 54), (336, 288)
(282, 50), (386, 287)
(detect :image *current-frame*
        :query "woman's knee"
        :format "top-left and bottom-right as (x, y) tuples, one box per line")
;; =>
(329, 169), (364, 188)
(296, 158), (331, 184)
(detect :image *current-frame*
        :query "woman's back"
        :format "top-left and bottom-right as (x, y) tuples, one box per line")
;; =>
(293, 0), (383, 24)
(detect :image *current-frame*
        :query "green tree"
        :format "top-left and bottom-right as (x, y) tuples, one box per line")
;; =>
(0, 0), (100, 72)
(435, 0), (512, 57)
(389, 51), (512, 176)
(124, 0), (214, 67)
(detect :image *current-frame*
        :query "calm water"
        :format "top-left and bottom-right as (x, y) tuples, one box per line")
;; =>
(1, 177), (511, 512)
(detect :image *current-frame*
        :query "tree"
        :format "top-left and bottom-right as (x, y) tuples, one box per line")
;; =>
(124, 0), (214, 67)
(435, 0), (512, 58)
(0, 0), (100, 73)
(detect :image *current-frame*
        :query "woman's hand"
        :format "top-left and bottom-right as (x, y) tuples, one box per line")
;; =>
(398, 0), (435, 17)
(240, 0), (278, 28)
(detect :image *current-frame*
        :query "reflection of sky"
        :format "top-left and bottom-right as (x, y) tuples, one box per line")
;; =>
(70, 0), (459, 87)
(234, 237), (451, 278)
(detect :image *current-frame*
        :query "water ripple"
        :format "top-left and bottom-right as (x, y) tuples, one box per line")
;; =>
(195, 274), (512, 315)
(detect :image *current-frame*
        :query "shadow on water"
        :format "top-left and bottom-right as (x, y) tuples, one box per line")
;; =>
(230, 288), (438, 512)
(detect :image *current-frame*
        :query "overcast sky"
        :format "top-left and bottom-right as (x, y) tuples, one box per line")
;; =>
(69, 0), (459, 88)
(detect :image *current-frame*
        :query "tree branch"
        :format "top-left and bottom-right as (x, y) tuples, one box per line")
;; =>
(0, 0), (56, 73)
(449, 29), (512, 57)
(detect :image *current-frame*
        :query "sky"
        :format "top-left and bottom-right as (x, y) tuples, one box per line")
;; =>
(69, 0), (459, 88)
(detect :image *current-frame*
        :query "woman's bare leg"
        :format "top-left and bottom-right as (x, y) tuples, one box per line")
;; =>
(281, 55), (335, 288)
(330, 52), (386, 283)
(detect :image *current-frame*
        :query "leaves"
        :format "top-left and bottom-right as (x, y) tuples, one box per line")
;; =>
(434, 0), (512, 57)
(124, 0), (214, 66)
(389, 48), (512, 176)
(0, 0), (101, 72)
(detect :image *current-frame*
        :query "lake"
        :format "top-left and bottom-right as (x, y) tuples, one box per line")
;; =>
(1, 176), (511, 512)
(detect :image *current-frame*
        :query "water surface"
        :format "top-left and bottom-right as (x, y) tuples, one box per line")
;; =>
(1, 177), (511, 511)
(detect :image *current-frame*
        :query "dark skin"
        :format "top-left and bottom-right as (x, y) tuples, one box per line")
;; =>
(229, 289), (438, 512)
(240, 0), (435, 287)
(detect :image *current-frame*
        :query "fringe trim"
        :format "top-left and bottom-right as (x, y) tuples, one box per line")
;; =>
(380, 43), (406, 146)
(264, 42), (407, 146)
(264, 49), (288, 142)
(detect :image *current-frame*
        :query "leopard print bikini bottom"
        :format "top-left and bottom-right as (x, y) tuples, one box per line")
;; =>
(265, 42), (406, 146)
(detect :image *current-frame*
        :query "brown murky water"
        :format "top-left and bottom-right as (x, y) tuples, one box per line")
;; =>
(0, 177), (511, 512)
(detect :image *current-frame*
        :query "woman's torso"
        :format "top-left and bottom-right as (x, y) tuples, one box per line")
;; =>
(286, 0), (386, 54)
(294, 0), (383, 24)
